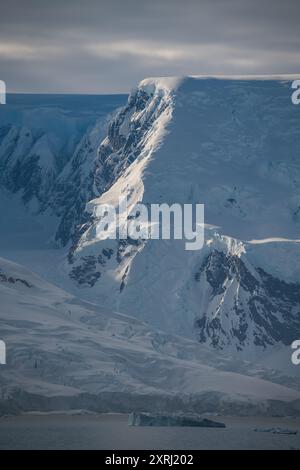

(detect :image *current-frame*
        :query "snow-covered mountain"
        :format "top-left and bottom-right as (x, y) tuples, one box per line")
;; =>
(67, 76), (300, 353)
(1, 78), (300, 413)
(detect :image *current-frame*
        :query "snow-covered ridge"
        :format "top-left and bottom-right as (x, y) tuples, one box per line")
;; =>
(139, 74), (300, 90)
(137, 75), (300, 103)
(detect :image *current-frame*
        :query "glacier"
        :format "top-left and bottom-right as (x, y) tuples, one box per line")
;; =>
(1, 256), (300, 415)
(0, 93), (127, 246)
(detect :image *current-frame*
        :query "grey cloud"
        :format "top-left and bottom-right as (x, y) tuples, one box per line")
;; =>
(0, 0), (299, 93)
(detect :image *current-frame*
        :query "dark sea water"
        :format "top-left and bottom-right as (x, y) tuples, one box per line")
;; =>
(0, 414), (300, 450)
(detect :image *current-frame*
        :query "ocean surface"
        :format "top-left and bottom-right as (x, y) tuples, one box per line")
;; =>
(0, 414), (300, 450)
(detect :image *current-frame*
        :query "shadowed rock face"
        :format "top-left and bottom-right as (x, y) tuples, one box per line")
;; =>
(94, 88), (168, 190)
(195, 250), (300, 351)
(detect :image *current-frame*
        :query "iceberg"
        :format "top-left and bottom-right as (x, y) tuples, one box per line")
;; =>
(254, 427), (297, 435)
(128, 412), (226, 427)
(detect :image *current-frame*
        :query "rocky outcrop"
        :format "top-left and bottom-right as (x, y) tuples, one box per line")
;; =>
(194, 248), (300, 351)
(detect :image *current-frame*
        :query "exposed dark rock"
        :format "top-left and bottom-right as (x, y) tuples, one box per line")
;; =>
(0, 270), (32, 288)
(194, 250), (300, 350)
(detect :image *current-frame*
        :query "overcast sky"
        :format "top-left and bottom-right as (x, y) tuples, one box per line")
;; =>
(0, 0), (299, 93)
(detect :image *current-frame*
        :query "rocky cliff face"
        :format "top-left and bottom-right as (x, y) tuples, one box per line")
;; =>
(194, 245), (300, 352)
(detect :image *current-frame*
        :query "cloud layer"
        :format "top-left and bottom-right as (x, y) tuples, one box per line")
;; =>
(0, 0), (299, 93)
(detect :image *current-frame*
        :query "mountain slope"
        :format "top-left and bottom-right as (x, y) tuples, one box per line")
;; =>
(1, 256), (300, 415)
(67, 76), (300, 353)
(194, 236), (300, 352)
